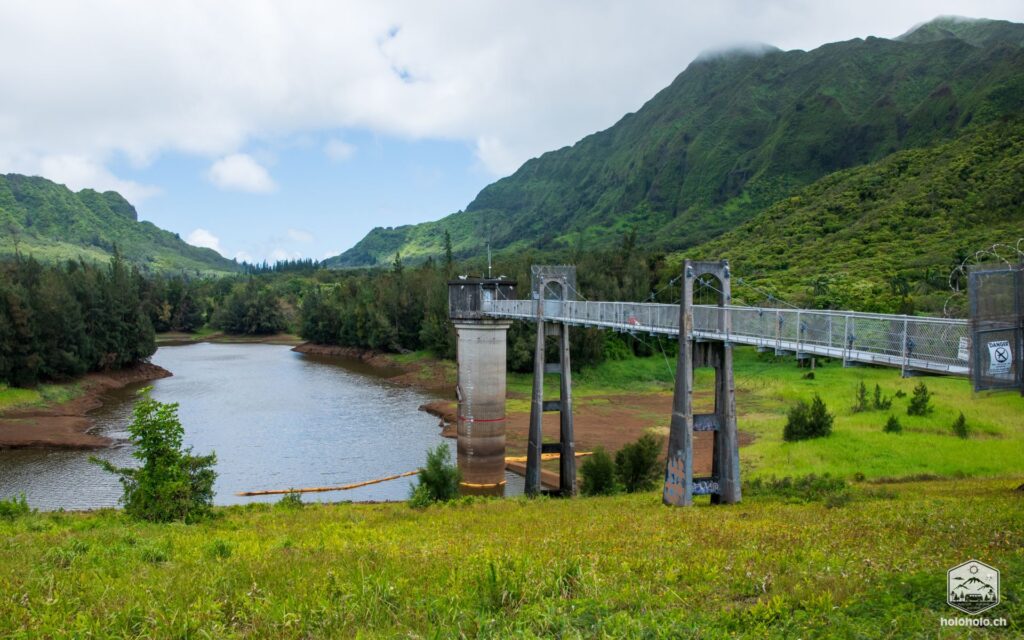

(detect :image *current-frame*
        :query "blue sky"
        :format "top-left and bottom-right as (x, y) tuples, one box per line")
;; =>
(108, 132), (490, 263)
(2, 2), (1022, 263)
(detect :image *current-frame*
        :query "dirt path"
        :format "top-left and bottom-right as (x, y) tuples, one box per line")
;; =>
(0, 363), (171, 449)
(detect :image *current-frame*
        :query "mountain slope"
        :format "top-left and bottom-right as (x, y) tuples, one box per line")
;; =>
(0, 174), (239, 274)
(331, 17), (1024, 268)
(689, 119), (1024, 312)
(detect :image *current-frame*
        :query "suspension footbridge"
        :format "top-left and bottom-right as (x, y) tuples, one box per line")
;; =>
(448, 260), (1021, 505)
(480, 299), (971, 376)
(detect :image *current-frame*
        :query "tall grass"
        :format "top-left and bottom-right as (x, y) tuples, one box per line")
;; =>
(0, 478), (1020, 637)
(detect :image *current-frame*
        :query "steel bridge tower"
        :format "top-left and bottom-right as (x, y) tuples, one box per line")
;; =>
(662, 259), (742, 506)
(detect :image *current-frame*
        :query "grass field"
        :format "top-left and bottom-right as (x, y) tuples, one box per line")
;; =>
(506, 346), (1024, 482)
(0, 478), (1020, 638)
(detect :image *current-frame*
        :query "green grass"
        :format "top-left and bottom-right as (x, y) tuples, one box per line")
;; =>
(0, 479), (1020, 637)
(730, 351), (1024, 480)
(509, 346), (1024, 481)
(0, 381), (83, 413)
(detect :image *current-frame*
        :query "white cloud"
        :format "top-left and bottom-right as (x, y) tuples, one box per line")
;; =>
(287, 228), (314, 243)
(270, 248), (302, 262)
(186, 228), (225, 255)
(0, 1), (1020, 184)
(234, 250), (254, 263)
(206, 153), (276, 193)
(324, 138), (356, 161)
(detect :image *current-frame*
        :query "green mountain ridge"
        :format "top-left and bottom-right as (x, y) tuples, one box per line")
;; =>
(0, 174), (240, 274)
(329, 17), (1024, 268)
(690, 118), (1024, 313)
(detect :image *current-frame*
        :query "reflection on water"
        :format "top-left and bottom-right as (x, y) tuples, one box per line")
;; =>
(0, 343), (523, 510)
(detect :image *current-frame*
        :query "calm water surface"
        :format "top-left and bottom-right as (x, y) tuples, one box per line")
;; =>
(0, 343), (522, 510)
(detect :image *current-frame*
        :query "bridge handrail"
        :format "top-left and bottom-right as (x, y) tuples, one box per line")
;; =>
(480, 298), (970, 374)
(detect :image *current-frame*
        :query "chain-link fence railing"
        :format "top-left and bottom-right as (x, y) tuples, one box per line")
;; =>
(481, 299), (970, 375)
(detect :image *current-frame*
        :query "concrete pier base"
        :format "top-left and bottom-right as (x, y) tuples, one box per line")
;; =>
(454, 320), (511, 493)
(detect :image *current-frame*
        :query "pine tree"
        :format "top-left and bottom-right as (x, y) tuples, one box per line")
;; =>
(907, 382), (933, 416)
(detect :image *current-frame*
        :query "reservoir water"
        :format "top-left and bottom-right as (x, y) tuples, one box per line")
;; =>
(0, 343), (520, 510)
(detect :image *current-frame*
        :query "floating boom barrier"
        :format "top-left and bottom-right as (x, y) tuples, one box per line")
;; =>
(236, 470), (419, 496)
(236, 452), (594, 496)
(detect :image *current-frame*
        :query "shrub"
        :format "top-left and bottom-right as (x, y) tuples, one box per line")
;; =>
(783, 394), (834, 441)
(0, 493), (32, 520)
(907, 382), (933, 416)
(883, 415), (902, 433)
(579, 447), (619, 496)
(951, 412), (970, 439)
(276, 491), (304, 509)
(852, 381), (868, 413)
(92, 387), (217, 523)
(894, 390), (907, 398)
(614, 433), (663, 493)
(409, 444), (460, 507)
(744, 474), (849, 502)
(873, 384), (892, 410)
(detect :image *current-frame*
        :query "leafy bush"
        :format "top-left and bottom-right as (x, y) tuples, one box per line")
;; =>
(951, 412), (970, 439)
(276, 491), (304, 509)
(408, 444), (460, 507)
(579, 447), (619, 496)
(894, 390), (907, 399)
(783, 395), (834, 441)
(883, 415), (902, 433)
(0, 493), (32, 520)
(614, 434), (663, 493)
(92, 388), (217, 523)
(873, 384), (892, 410)
(907, 382), (933, 416)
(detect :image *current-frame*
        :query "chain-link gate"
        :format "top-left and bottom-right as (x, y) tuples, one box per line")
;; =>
(969, 262), (1024, 393)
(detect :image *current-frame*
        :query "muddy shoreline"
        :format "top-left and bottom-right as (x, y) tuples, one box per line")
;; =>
(0, 363), (172, 450)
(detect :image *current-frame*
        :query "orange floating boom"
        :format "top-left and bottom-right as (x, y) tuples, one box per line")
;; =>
(236, 470), (419, 496)
(503, 451), (593, 463)
(236, 452), (594, 496)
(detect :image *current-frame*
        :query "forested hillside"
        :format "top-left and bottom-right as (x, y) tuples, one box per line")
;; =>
(0, 174), (240, 274)
(332, 17), (1024, 267)
(689, 119), (1024, 314)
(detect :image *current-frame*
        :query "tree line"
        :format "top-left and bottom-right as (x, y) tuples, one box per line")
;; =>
(0, 237), (686, 387)
(6, 223), (976, 389)
(0, 255), (155, 386)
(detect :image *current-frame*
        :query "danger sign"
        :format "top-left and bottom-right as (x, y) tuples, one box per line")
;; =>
(987, 340), (1013, 375)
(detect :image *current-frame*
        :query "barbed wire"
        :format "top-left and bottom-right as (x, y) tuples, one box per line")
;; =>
(943, 238), (1024, 317)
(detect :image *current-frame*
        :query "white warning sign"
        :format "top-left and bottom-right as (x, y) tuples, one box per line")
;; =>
(957, 337), (969, 362)
(987, 340), (1012, 375)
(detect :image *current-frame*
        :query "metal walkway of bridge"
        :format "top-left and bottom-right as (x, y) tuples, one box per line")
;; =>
(481, 299), (970, 377)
